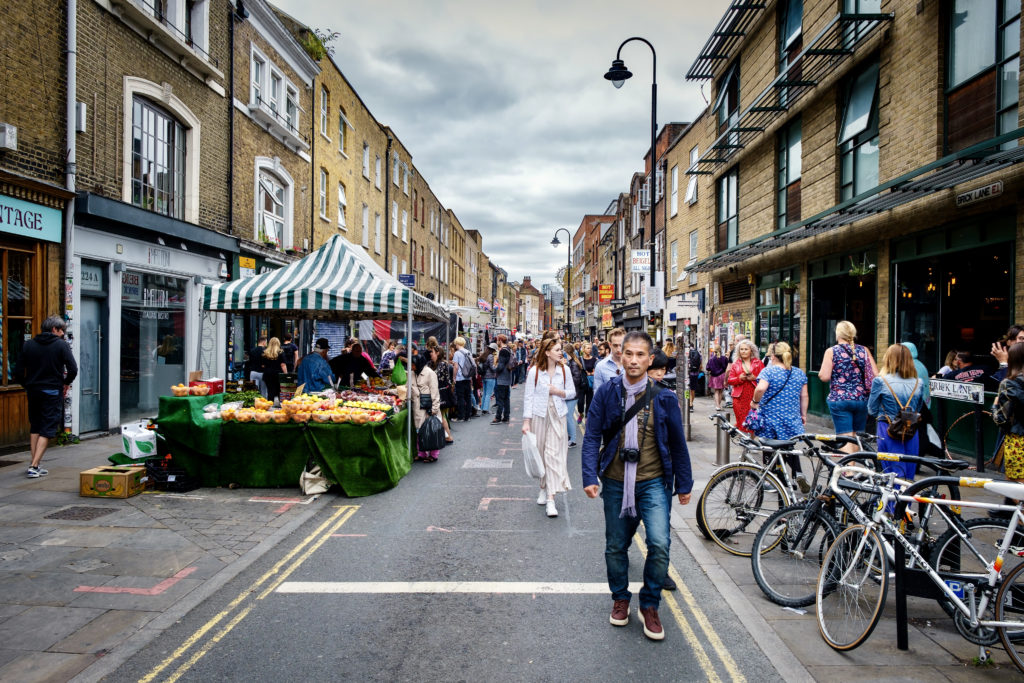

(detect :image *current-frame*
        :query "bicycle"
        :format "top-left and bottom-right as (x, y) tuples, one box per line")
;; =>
(751, 450), (970, 608)
(814, 465), (1024, 671)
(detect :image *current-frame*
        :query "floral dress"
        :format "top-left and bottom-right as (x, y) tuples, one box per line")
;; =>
(433, 360), (455, 409)
(826, 344), (872, 402)
(756, 365), (807, 440)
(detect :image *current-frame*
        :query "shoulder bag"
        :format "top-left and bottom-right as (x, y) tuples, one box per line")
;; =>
(742, 368), (791, 433)
(599, 381), (663, 461)
(881, 377), (921, 442)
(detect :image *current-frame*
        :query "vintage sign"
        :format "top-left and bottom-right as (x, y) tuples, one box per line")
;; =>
(630, 250), (651, 273)
(0, 194), (62, 243)
(598, 284), (614, 303)
(956, 181), (1002, 208)
(601, 308), (613, 329)
(929, 379), (985, 404)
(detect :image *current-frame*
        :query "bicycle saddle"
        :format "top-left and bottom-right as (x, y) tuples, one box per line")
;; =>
(758, 437), (799, 449)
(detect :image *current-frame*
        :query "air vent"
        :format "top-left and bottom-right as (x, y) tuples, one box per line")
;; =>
(721, 279), (751, 303)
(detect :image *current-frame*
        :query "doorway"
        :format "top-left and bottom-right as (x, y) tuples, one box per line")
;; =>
(78, 293), (108, 434)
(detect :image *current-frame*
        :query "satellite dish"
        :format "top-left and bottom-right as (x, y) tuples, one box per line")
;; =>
(426, 292), (435, 300)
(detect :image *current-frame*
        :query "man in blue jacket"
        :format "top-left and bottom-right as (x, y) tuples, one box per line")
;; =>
(582, 331), (692, 641)
(296, 338), (335, 392)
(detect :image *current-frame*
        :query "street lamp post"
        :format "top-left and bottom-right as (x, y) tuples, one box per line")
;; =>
(551, 228), (572, 338)
(604, 37), (657, 301)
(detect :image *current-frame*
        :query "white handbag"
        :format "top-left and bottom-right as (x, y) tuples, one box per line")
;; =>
(521, 431), (544, 480)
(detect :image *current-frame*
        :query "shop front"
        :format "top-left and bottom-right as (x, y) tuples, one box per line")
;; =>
(613, 302), (644, 332)
(755, 268), (801, 361)
(73, 193), (236, 435)
(0, 178), (69, 448)
(665, 291), (704, 353)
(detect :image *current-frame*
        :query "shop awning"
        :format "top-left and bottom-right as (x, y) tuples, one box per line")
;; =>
(202, 235), (447, 322)
(694, 128), (1024, 272)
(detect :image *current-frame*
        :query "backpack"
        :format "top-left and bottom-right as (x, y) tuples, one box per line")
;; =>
(457, 349), (477, 380)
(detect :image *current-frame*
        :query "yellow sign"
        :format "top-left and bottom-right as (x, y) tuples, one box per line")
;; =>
(601, 308), (613, 329)
(239, 257), (256, 269)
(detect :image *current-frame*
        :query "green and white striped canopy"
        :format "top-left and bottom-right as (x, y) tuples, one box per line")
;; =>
(202, 235), (447, 322)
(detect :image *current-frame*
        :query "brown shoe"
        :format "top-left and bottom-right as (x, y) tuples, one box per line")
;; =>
(638, 606), (664, 640)
(609, 599), (630, 626)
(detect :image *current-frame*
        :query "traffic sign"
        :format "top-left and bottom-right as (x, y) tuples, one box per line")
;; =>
(398, 273), (416, 287)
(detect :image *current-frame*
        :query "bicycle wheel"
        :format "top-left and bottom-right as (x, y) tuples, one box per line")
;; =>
(752, 502), (841, 607)
(697, 464), (790, 557)
(930, 517), (1024, 618)
(996, 561), (1024, 674)
(816, 524), (889, 651)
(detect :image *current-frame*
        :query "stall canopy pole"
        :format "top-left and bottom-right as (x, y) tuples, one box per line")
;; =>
(195, 292), (205, 374)
(407, 289), (413, 453)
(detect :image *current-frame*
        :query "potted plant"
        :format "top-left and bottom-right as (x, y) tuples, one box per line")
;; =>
(848, 254), (876, 277)
(779, 278), (798, 292)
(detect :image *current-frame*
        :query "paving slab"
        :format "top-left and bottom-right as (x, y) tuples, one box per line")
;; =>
(0, 606), (107, 651)
(0, 572), (113, 607)
(0, 651), (94, 683)
(50, 610), (157, 655)
(41, 547), (205, 577)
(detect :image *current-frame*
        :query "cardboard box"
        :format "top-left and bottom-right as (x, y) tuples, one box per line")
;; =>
(121, 422), (157, 459)
(189, 378), (224, 394)
(80, 466), (146, 498)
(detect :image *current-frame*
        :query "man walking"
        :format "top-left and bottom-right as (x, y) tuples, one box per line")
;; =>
(491, 334), (513, 424)
(16, 315), (78, 478)
(592, 327), (626, 394)
(582, 331), (692, 641)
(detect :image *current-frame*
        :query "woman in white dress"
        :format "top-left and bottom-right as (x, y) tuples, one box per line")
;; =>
(522, 336), (576, 518)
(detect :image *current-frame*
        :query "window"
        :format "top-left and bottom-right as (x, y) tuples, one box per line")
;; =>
(285, 87), (298, 134)
(362, 143), (370, 179)
(337, 182), (347, 229)
(257, 169), (286, 248)
(777, 117), (802, 228)
(132, 97), (186, 219)
(655, 166), (665, 202)
(251, 54), (264, 106)
(946, 0), (1020, 151)
(685, 146), (699, 205)
(269, 73), (281, 114)
(779, 0), (803, 105)
(716, 167), (738, 252)
(839, 61), (879, 200)
(715, 62), (740, 136)
(688, 230), (698, 286)
(430, 209), (435, 235)
(413, 190), (418, 221)
(430, 248), (435, 276)
(670, 165), (679, 216)
(392, 255), (398, 277)
(403, 165), (410, 195)
(392, 201), (398, 236)
(320, 86), (329, 137)
(338, 107), (349, 155)
(393, 153), (400, 185)
(319, 168), (328, 218)
(844, 0), (882, 46)
(401, 259), (407, 274)
(670, 240), (678, 285)
(0, 246), (33, 386)
(420, 245), (425, 272)
(375, 212), (382, 254)
(375, 155), (382, 189)
(401, 210), (408, 242)
(361, 204), (369, 248)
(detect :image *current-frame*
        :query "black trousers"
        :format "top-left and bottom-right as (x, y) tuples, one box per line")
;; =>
(455, 379), (472, 420)
(494, 384), (511, 422)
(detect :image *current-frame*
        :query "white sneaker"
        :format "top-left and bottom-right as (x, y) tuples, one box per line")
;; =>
(546, 499), (558, 517)
(537, 490), (547, 505)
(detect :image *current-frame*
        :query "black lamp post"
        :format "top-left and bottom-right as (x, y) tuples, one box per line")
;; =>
(551, 228), (572, 338)
(605, 37), (657, 296)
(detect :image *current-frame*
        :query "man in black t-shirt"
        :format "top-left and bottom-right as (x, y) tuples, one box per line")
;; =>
(280, 333), (298, 373)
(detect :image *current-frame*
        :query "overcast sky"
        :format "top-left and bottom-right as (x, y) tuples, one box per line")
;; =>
(275, 0), (731, 289)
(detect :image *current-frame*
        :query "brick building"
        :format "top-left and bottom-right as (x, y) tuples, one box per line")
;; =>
(0, 0), (74, 447)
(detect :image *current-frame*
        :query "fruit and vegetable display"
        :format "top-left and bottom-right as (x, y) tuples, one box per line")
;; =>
(171, 383), (210, 397)
(215, 391), (402, 426)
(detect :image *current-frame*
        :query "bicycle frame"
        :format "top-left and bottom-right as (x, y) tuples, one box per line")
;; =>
(829, 465), (1024, 631)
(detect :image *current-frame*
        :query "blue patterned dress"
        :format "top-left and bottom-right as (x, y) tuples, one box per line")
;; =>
(756, 365), (808, 440)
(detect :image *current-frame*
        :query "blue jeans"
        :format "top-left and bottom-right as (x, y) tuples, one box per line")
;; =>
(481, 378), (496, 411)
(565, 399), (578, 442)
(601, 476), (672, 609)
(827, 399), (869, 433)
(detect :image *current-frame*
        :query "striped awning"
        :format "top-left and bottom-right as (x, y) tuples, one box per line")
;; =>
(202, 235), (447, 322)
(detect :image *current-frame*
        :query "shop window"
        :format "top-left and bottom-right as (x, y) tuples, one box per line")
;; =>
(777, 117), (802, 228)
(946, 0), (1020, 152)
(839, 60), (879, 201)
(0, 246), (33, 385)
(756, 270), (800, 362)
(120, 271), (188, 422)
(894, 241), (1012, 377)
(131, 97), (186, 219)
(716, 167), (738, 253)
(809, 252), (877, 371)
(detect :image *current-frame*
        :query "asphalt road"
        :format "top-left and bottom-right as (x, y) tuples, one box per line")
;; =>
(105, 387), (781, 683)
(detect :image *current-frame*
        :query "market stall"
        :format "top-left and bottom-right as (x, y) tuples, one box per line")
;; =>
(155, 236), (446, 494)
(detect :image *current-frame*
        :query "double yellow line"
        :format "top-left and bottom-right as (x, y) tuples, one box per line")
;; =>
(635, 535), (746, 683)
(140, 505), (359, 683)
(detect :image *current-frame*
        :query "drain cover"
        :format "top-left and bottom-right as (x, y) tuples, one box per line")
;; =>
(44, 506), (119, 521)
(0, 459), (21, 468)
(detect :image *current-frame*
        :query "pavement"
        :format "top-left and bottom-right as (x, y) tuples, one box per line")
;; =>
(0, 394), (1020, 681)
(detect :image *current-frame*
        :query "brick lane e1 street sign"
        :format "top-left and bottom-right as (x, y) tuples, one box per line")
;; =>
(929, 378), (985, 404)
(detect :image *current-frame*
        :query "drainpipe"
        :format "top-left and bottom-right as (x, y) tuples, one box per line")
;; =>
(64, 0), (77, 435)
(227, 4), (236, 234)
(384, 135), (392, 269)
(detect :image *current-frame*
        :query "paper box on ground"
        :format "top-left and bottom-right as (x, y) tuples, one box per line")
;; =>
(121, 422), (157, 459)
(80, 465), (146, 498)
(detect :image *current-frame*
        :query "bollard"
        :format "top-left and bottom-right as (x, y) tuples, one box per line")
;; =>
(715, 415), (731, 466)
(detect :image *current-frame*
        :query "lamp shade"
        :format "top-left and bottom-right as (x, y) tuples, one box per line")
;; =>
(551, 236), (561, 247)
(604, 59), (632, 88)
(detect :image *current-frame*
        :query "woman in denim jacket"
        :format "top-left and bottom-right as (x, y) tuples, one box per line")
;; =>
(867, 344), (925, 480)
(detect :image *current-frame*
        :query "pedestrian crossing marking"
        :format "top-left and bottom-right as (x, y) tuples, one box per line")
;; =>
(275, 581), (644, 594)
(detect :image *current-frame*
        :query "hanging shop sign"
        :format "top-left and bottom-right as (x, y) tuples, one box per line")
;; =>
(601, 308), (613, 329)
(630, 250), (651, 273)
(0, 194), (62, 242)
(956, 181), (1002, 208)
(598, 284), (614, 303)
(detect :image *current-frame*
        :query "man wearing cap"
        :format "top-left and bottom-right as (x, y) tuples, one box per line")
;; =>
(297, 338), (335, 392)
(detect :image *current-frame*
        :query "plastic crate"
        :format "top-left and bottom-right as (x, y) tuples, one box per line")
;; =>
(144, 459), (199, 492)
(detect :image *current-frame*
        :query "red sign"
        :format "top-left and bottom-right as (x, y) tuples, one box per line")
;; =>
(598, 284), (614, 304)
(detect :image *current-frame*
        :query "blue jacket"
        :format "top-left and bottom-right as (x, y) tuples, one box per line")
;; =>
(297, 353), (334, 392)
(581, 376), (693, 495)
(494, 347), (513, 385)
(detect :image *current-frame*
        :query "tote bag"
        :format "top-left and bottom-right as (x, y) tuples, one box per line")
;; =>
(521, 431), (544, 479)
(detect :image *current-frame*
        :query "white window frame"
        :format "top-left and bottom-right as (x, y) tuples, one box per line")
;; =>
(252, 157), (295, 250)
(338, 107), (351, 156)
(688, 229), (699, 286)
(268, 72), (281, 114)
(337, 182), (347, 230)
(403, 164), (410, 195)
(670, 165), (679, 216)
(670, 240), (678, 285)
(122, 76), (201, 224)
(362, 143), (370, 179)
(401, 209), (408, 242)
(285, 85), (298, 135)
(361, 204), (369, 248)
(686, 146), (699, 205)
(401, 259), (407, 274)
(319, 168), (328, 219)
(319, 86), (329, 139)
(392, 201), (398, 236)
(392, 255), (398, 278)
(375, 212), (382, 254)
(375, 155), (382, 189)
(393, 153), (400, 185)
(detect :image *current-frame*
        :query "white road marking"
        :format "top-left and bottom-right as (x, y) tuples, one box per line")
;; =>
(276, 581), (642, 594)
